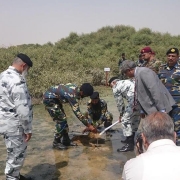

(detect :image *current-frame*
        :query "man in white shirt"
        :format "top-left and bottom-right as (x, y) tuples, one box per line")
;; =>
(122, 112), (180, 180)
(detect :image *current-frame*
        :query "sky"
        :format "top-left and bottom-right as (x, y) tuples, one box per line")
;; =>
(0, 0), (180, 47)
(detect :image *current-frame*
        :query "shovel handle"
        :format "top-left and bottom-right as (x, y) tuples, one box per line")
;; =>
(99, 120), (119, 136)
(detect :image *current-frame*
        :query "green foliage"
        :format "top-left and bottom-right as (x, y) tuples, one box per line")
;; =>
(0, 25), (180, 98)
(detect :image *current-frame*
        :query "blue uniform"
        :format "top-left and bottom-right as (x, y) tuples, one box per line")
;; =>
(159, 63), (180, 145)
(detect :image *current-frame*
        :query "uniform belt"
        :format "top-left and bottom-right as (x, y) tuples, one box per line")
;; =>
(0, 108), (16, 113)
(9, 109), (16, 112)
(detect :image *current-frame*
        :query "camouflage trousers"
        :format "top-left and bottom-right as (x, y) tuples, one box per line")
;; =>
(84, 111), (113, 128)
(4, 133), (27, 180)
(43, 98), (69, 139)
(121, 110), (141, 137)
(169, 105), (180, 146)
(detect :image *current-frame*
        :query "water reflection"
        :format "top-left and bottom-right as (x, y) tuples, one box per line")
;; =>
(0, 89), (136, 180)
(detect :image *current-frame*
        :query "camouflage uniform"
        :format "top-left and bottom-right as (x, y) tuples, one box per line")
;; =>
(142, 59), (162, 74)
(43, 83), (89, 140)
(119, 59), (126, 80)
(136, 60), (144, 67)
(158, 63), (180, 145)
(0, 66), (33, 180)
(85, 99), (113, 128)
(112, 79), (140, 137)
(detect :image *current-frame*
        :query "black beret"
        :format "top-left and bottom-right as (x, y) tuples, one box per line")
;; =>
(108, 77), (119, 84)
(90, 92), (99, 99)
(17, 53), (33, 67)
(166, 48), (179, 55)
(80, 83), (94, 96)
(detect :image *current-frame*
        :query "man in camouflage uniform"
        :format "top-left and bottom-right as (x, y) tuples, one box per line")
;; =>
(136, 54), (144, 67)
(108, 77), (140, 152)
(118, 53), (126, 80)
(140, 46), (162, 73)
(158, 48), (180, 146)
(84, 91), (113, 130)
(43, 83), (96, 150)
(0, 54), (33, 180)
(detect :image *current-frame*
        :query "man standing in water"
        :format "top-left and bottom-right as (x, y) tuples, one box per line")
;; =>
(43, 83), (97, 150)
(0, 54), (33, 180)
(121, 60), (175, 118)
(108, 77), (140, 152)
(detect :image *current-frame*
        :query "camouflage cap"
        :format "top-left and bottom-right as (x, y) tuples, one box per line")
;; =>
(121, 60), (136, 74)
(166, 48), (179, 55)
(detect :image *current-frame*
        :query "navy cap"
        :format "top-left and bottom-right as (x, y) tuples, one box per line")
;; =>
(166, 48), (179, 55)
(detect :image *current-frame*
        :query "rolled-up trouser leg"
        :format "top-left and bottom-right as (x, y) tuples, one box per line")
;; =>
(4, 133), (27, 180)
(121, 117), (133, 137)
(121, 111), (141, 137)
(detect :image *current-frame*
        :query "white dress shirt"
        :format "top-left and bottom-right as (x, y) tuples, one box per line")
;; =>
(122, 139), (180, 180)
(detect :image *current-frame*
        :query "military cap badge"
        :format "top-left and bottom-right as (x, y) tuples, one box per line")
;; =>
(171, 48), (175, 52)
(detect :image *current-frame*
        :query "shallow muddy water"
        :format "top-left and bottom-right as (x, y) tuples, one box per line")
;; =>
(0, 87), (135, 180)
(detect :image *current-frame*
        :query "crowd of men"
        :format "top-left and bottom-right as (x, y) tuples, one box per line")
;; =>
(0, 54), (113, 179)
(117, 47), (180, 179)
(0, 46), (180, 179)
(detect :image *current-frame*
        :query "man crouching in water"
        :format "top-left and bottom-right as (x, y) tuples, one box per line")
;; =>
(84, 91), (113, 133)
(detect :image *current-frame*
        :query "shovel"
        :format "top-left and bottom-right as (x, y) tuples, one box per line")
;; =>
(99, 120), (119, 136)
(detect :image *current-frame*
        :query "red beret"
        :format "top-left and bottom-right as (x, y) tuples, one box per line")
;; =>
(140, 46), (152, 54)
(152, 51), (156, 55)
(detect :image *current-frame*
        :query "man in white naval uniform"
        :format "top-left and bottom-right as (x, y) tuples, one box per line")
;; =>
(0, 53), (33, 180)
(109, 77), (140, 152)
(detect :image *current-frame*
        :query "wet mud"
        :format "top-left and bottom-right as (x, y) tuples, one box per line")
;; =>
(0, 86), (135, 180)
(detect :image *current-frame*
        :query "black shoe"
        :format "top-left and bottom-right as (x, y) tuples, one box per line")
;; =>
(63, 141), (77, 146)
(117, 143), (134, 152)
(121, 137), (128, 143)
(62, 133), (77, 146)
(20, 174), (32, 180)
(121, 133), (135, 144)
(53, 142), (67, 150)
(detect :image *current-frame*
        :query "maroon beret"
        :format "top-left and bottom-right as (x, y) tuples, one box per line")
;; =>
(140, 46), (152, 54)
